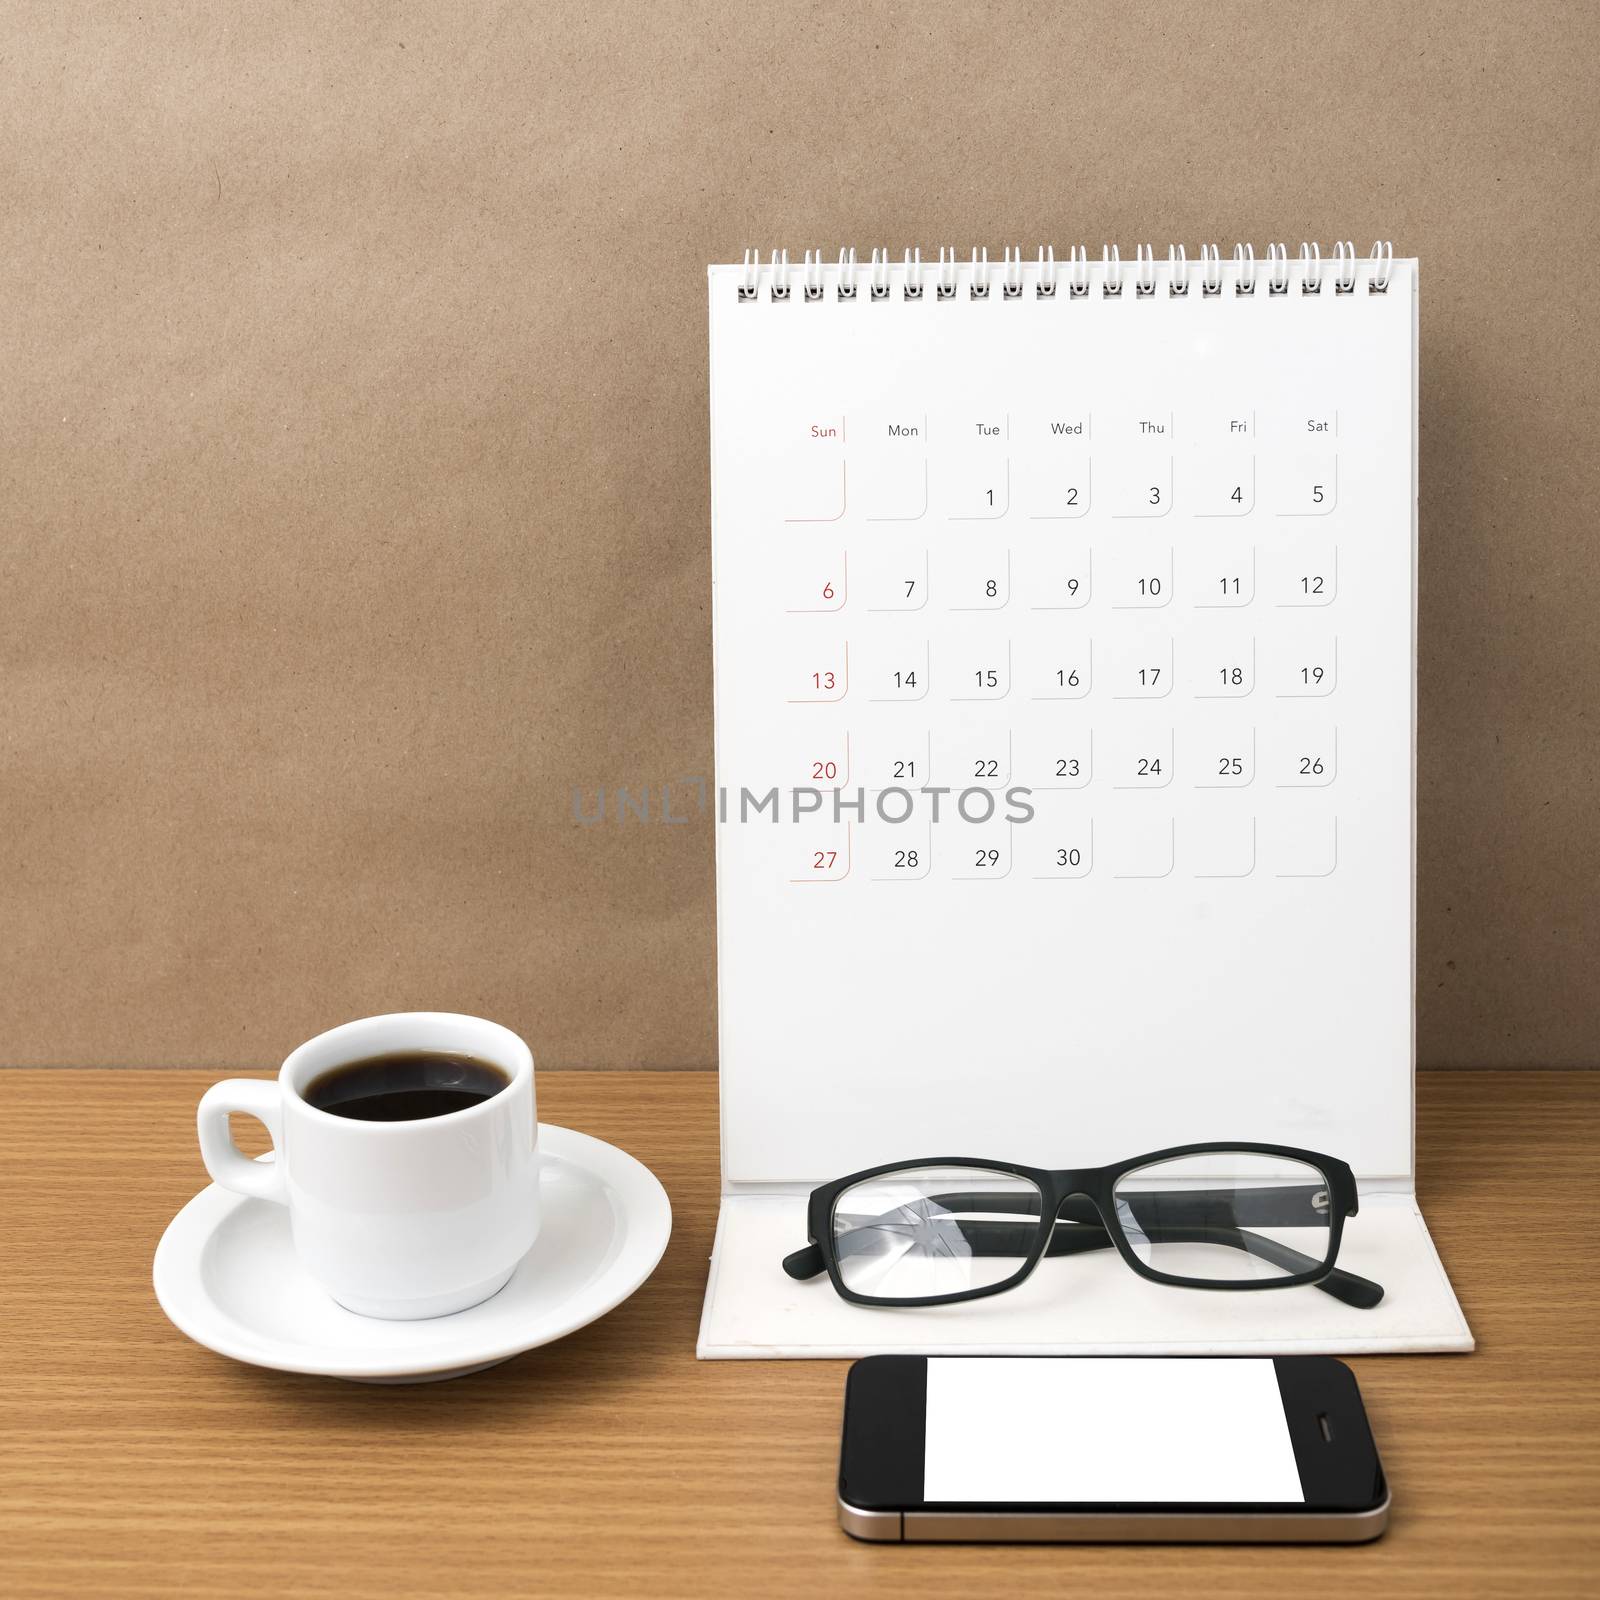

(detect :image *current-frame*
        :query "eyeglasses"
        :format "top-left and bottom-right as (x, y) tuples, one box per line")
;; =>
(783, 1144), (1383, 1309)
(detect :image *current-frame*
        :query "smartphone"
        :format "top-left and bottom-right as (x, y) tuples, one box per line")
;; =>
(838, 1355), (1388, 1543)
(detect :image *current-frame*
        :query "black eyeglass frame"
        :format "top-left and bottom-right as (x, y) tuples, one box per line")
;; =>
(785, 1142), (1371, 1309)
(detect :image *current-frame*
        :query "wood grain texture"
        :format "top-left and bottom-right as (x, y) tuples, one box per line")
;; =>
(1, 1068), (1597, 1598)
(1, 3), (1598, 1069)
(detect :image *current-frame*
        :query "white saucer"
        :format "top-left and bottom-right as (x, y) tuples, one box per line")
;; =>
(153, 1124), (671, 1382)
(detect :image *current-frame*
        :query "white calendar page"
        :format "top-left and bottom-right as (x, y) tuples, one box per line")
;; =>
(711, 254), (1416, 1187)
(702, 249), (1469, 1358)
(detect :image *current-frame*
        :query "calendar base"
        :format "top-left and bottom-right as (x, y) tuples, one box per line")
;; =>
(696, 1191), (1471, 1359)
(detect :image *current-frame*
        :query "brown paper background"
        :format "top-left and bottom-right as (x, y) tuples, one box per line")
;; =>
(2, 1), (1596, 1069)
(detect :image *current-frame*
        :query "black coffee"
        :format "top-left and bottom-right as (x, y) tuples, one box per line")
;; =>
(305, 1052), (511, 1121)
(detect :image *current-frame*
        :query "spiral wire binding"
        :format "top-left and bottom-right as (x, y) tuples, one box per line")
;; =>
(1135, 244), (1157, 297)
(769, 248), (790, 302)
(1267, 242), (1290, 296)
(837, 246), (858, 300)
(1003, 247), (1024, 299)
(1102, 244), (1123, 297)
(903, 247), (924, 300)
(1070, 246), (1090, 298)
(1233, 242), (1257, 295)
(1301, 241), (1323, 294)
(1334, 241), (1357, 294)
(803, 249), (824, 302)
(1369, 240), (1393, 293)
(738, 243), (1399, 302)
(1168, 244), (1190, 297)
(1036, 245), (1057, 299)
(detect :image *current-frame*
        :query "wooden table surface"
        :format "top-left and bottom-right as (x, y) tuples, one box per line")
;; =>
(3, 1068), (1597, 1599)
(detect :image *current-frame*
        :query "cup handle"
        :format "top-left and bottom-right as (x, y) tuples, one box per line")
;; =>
(197, 1079), (287, 1204)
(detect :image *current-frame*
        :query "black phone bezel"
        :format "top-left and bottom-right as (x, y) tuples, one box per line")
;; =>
(838, 1354), (1387, 1517)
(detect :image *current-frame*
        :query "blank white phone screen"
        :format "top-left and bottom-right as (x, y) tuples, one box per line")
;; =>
(922, 1358), (1305, 1504)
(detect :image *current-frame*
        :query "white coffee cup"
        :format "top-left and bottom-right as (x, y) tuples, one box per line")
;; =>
(196, 1012), (539, 1320)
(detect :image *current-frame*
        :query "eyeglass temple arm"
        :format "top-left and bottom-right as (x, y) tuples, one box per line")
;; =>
(782, 1189), (1382, 1310)
(1055, 1224), (1384, 1310)
(991, 1185), (1342, 1226)
(905, 1185), (1346, 1231)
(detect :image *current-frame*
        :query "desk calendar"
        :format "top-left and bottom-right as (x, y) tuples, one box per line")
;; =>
(699, 244), (1470, 1359)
